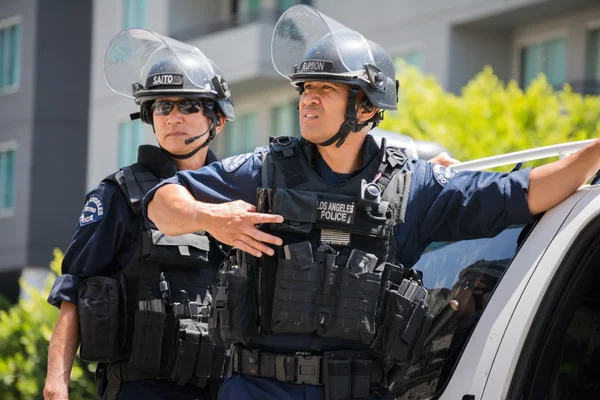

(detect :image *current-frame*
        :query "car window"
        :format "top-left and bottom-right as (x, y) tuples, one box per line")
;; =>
(554, 296), (600, 398)
(396, 224), (530, 399)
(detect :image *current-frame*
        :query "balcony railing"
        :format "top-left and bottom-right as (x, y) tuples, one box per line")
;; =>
(171, 8), (284, 42)
(563, 80), (600, 96)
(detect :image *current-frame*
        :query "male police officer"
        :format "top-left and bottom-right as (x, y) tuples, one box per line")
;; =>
(145, 5), (600, 400)
(44, 29), (234, 400)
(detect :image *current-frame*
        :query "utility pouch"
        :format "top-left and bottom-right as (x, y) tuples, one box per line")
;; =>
(78, 275), (126, 363)
(128, 310), (178, 372)
(371, 279), (430, 363)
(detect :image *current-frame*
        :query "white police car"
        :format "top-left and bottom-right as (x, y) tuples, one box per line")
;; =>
(397, 140), (600, 399)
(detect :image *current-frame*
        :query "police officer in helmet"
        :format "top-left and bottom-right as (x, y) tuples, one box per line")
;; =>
(44, 29), (233, 400)
(146, 5), (600, 399)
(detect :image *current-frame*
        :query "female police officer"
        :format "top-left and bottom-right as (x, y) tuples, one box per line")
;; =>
(44, 29), (234, 400)
(146, 5), (600, 399)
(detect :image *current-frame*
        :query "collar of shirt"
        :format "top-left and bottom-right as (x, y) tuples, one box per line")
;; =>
(299, 134), (380, 184)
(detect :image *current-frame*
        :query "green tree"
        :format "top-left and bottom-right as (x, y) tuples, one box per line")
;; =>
(381, 64), (600, 170)
(0, 249), (96, 400)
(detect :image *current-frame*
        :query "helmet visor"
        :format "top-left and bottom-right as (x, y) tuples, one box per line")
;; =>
(104, 28), (216, 98)
(271, 5), (375, 80)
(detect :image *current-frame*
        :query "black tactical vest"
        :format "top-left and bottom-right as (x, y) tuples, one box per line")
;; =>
(78, 146), (227, 386)
(109, 145), (222, 324)
(209, 136), (430, 361)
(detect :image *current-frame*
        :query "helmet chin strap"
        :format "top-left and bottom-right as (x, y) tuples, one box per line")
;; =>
(317, 85), (370, 148)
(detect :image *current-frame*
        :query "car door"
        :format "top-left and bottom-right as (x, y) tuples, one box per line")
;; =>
(394, 188), (589, 400)
(481, 186), (600, 400)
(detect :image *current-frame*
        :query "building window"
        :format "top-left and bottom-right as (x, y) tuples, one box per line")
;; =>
(123, 0), (147, 29)
(224, 113), (257, 156)
(0, 142), (16, 213)
(586, 29), (600, 81)
(521, 38), (567, 89)
(394, 51), (424, 73)
(0, 20), (21, 94)
(239, 0), (262, 24)
(272, 101), (300, 138)
(118, 120), (144, 167)
(279, 0), (310, 11)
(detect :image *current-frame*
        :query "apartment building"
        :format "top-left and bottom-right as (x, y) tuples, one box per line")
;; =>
(0, 0), (92, 301)
(88, 0), (600, 188)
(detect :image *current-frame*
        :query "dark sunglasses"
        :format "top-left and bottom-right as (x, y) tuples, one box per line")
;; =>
(151, 100), (203, 116)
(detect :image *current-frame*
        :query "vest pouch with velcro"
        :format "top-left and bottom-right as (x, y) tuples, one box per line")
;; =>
(142, 230), (211, 267)
(323, 350), (377, 400)
(128, 310), (178, 373)
(259, 188), (315, 235)
(78, 274), (126, 363)
(318, 249), (382, 343)
(170, 319), (203, 386)
(371, 280), (430, 363)
(271, 241), (322, 334)
(209, 252), (259, 345)
(169, 319), (227, 387)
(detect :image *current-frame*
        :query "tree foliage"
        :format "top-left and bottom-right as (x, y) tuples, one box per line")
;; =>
(381, 64), (600, 170)
(0, 249), (96, 400)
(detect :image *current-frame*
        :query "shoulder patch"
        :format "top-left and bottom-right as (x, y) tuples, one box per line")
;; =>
(79, 194), (105, 226)
(432, 164), (458, 187)
(222, 153), (252, 173)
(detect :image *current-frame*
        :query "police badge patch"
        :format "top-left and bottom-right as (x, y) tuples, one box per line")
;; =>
(222, 153), (252, 172)
(79, 194), (104, 226)
(433, 164), (458, 187)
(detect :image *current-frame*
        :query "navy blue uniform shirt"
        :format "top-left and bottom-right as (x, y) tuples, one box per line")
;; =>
(142, 135), (535, 269)
(48, 180), (138, 307)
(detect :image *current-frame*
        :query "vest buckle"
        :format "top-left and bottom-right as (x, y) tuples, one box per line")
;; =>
(294, 352), (322, 385)
(215, 281), (229, 310)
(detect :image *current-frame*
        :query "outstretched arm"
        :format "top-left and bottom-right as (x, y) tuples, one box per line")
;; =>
(148, 183), (283, 257)
(528, 139), (600, 215)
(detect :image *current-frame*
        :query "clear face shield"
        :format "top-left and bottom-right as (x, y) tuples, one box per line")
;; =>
(271, 5), (377, 83)
(104, 28), (217, 101)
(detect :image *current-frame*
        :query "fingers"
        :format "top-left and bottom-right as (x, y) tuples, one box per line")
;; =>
(230, 201), (284, 224)
(251, 212), (284, 224)
(428, 152), (460, 167)
(232, 239), (264, 258)
(234, 201), (256, 213)
(242, 225), (283, 246)
(211, 201), (285, 255)
(232, 234), (277, 258)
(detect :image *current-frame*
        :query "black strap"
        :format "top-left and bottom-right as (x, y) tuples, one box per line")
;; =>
(318, 86), (369, 148)
(231, 346), (312, 384)
(95, 363), (108, 399)
(261, 151), (274, 189)
(121, 166), (144, 216)
(195, 337), (215, 387)
(270, 137), (308, 188)
(375, 146), (412, 225)
(229, 346), (384, 387)
(176, 326), (201, 385)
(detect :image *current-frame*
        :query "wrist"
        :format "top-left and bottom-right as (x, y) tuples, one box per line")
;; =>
(193, 202), (220, 232)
